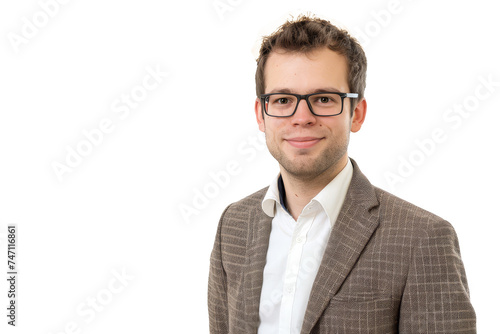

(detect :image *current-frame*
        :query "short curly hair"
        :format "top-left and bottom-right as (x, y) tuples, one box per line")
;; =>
(255, 15), (367, 114)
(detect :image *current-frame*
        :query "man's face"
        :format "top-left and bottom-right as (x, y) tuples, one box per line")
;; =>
(255, 47), (366, 181)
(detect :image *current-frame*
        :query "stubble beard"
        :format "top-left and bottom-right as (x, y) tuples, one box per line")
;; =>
(265, 132), (350, 182)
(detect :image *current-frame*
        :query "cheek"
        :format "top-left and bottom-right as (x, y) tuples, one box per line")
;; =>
(265, 119), (286, 135)
(325, 120), (350, 136)
(335, 116), (352, 130)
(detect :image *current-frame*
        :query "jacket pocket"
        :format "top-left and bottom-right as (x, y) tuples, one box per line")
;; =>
(313, 295), (398, 333)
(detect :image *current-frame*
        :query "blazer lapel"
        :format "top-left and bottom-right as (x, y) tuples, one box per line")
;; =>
(243, 202), (273, 332)
(300, 159), (380, 334)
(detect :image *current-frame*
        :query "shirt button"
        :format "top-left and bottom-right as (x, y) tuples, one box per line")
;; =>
(286, 285), (294, 294)
(296, 236), (305, 244)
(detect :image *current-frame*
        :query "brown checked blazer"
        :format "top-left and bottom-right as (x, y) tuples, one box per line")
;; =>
(208, 159), (476, 333)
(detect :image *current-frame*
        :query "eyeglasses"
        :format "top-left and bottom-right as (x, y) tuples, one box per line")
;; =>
(260, 92), (358, 117)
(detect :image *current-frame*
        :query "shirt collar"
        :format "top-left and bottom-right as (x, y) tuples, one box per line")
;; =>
(261, 159), (353, 228)
(262, 174), (282, 217)
(313, 160), (353, 228)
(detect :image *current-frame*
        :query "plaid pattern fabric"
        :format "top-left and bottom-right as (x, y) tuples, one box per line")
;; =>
(208, 159), (476, 333)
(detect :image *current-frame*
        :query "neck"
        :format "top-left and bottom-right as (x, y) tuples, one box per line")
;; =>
(281, 155), (348, 220)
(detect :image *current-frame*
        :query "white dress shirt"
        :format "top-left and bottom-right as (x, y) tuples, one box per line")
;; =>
(258, 160), (353, 334)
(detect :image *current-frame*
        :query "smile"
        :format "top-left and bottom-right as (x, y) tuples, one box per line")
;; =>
(285, 137), (324, 149)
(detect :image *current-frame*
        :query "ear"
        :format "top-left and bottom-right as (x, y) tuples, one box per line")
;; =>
(255, 98), (266, 132)
(350, 98), (367, 133)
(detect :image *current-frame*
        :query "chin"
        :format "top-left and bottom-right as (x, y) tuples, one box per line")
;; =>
(281, 160), (329, 178)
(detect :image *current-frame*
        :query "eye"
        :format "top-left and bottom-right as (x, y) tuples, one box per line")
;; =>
(268, 95), (295, 105)
(312, 94), (340, 105)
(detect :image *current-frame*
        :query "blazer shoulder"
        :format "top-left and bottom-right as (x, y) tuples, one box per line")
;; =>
(223, 187), (268, 218)
(216, 187), (269, 236)
(215, 187), (270, 256)
(373, 186), (455, 235)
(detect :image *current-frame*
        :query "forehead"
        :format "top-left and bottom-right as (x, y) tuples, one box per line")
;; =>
(264, 47), (349, 93)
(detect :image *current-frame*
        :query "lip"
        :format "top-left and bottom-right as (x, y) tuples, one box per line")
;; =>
(285, 137), (324, 149)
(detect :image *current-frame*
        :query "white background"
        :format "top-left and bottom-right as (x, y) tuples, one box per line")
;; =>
(1, 0), (499, 333)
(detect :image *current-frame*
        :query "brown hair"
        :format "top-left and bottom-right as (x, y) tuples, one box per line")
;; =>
(255, 15), (367, 114)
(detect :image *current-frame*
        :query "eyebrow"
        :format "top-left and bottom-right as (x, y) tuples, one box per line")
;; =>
(267, 87), (342, 94)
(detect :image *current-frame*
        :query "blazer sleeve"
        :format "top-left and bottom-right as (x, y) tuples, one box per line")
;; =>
(399, 220), (476, 333)
(208, 206), (230, 334)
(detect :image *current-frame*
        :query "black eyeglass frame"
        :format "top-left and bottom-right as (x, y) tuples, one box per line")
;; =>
(260, 92), (359, 117)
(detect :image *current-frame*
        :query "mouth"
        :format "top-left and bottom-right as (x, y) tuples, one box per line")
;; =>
(285, 137), (324, 149)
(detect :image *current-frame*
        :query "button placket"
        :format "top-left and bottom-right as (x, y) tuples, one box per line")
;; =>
(278, 208), (318, 332)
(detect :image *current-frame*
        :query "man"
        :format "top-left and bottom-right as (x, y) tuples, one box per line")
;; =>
(208, 15), (476, 333)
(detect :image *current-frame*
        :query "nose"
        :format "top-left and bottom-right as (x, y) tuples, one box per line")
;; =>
(291, 98), (316, 126)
